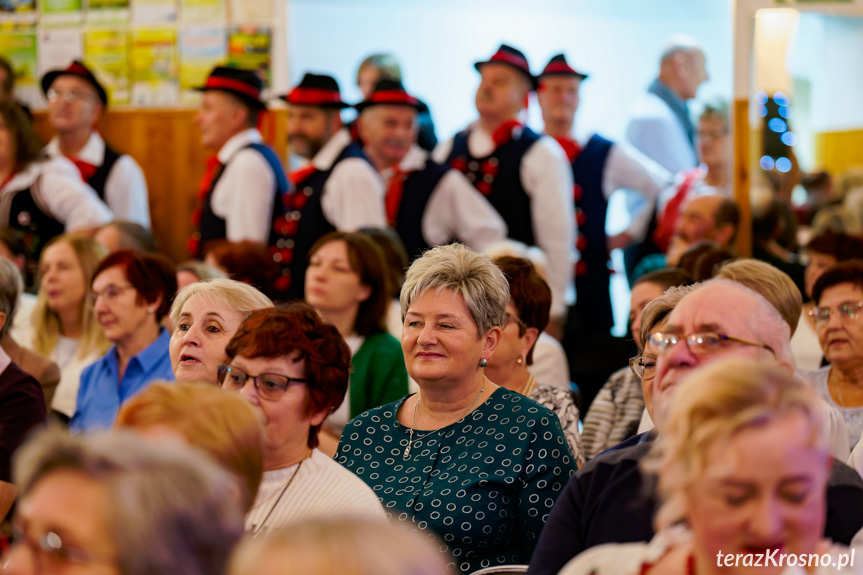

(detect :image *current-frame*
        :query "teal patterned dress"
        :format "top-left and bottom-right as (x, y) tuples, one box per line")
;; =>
(337, 388), (577, 573)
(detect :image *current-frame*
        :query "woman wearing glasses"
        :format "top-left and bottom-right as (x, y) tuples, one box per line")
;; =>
(219, 305), (384, 535)
(484, 256), (585, 465)
(806, 260), (863, 450)
(70, 250), (177, 432)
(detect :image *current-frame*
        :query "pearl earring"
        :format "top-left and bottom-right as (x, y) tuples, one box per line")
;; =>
(479, 358), (488, 368)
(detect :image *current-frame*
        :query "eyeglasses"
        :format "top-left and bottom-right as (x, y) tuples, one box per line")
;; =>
(8, 524), (116, 570)
(647, 331), (775, 357)
(46, 88), (97, 104)
(809, 301), (863, 326)
(629, 355), (657, 380)
(504, 312), (528, 332)
(89, 284), (134, 305)
(697, 128), (728, 140)
(218, 364), (307, 401)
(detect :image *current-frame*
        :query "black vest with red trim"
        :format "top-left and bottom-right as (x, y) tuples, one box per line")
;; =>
(197, 143), (288, 257)
(86, 144), (122, 200)
(571, 134), (614, 331)
(446, 126), (541, 245)
(280, 141), (369, 300)
(2, 178), (65, 290)
(394, 159), (450, 262)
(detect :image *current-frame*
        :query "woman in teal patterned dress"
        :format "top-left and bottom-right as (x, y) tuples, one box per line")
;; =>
(337, 244), (577, 574)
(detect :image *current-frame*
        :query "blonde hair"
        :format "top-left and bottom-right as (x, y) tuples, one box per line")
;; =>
(116, 382), (264, 512)
(644, 359), (828, 531)
(32, 234), (109, 360)
(400, 243), (508, 335)
(716, 258), (802, 335)
(169, 278), (273, 328)
(229, 518), (449, 575)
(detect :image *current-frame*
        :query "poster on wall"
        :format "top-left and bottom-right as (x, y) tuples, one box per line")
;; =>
(131, 0), (176, 23)
(84, 28), (130, 104)
(0, 0), (37, 29)
(87, 0), (130, 26)
(0, 31), (38, 104)
(227, 25), (270, 86)
(38, 27), (83, 75)
(40, 0), (82, 27)
(130, 26), (178, 105)
(180, 0), (224, 24)
(227, 0), (269, 22)
(179, 26), (225, 104)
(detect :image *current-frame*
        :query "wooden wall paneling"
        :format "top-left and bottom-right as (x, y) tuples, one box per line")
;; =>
(733, 98), (752, 257)
(31, 109), (287, 263)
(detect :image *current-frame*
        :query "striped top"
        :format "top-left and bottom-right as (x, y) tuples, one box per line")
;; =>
(580, 366), (645, 460)
(245, 448), (386, 536)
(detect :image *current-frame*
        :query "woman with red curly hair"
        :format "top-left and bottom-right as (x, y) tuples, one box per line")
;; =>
(219, 304), (385, 535)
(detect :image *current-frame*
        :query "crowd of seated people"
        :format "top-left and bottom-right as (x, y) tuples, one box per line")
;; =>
(2, 32), (863, 575)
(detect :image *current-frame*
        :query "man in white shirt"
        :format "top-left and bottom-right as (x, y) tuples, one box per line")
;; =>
(356, 79), (505, 262)
(537, 53), (670, 334)
(191, 67), (288, 281)
(279, 72), (385, 298)
(41, 60), (149, 228)
(433, 44), (574, 332)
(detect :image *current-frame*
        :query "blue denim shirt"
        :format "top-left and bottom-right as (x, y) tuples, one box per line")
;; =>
(70, 328), (174, 432)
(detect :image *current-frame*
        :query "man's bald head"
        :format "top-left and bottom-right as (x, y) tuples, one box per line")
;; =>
(658, 34), (708, 101)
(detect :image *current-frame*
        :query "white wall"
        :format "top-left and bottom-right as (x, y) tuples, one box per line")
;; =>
(288, 0), (733, 143)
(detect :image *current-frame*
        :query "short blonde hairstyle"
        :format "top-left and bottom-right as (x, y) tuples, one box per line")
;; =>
(645, 359), (828, 531)
(229, 518), (449, 575)
(116, 382), (264, 512)
(400, 243), (508, 336)
(716, 258), (802, 335)
(169, 278), (273, 328)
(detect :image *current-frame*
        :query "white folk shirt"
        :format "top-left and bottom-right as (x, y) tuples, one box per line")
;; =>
(45, 133), (150, 228)
(379, 144), (507, 252)
(301, 127), (387, 230)
(212, 128), (276, 244)
(1, 156), (113, 231)
(434, 122), (574, 319)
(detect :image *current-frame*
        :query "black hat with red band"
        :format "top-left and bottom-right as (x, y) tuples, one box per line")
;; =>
(280, 73), (349, 109)
(354, 79), (423, 113)
(539, 54), (588, 81)
(474, 44), (538, 90)
(196, 66), (267, 110)
(41, 60), (108, 106)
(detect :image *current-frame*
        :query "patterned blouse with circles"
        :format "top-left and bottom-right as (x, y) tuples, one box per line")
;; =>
(337, 388), (577, 574)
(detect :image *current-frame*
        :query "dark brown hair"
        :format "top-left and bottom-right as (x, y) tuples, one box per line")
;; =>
(495, 256), (550, 365)
(92, 249), (177, 321)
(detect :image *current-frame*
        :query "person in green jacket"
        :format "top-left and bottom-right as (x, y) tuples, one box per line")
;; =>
(305, 231), (408, 455)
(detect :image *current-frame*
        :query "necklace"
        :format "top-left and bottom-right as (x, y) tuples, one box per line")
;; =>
(519, 373), (538, 398)
(831, 375), (847, 407)
(404, 379), (486, 460)
(250, 459), (304, 537)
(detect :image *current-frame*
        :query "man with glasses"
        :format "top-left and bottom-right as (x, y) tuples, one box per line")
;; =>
(41, 61), (149, 227)
(528, 279), (863, 575)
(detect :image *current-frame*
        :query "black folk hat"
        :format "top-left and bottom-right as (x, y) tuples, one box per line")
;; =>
(474, 44), (538, 90)
(196, 66), (267, 110)
(280, 73), (349, 109)
(354, 79), (423, 113)
(41, 60), (108, 106)
(540, 54), (589, 81)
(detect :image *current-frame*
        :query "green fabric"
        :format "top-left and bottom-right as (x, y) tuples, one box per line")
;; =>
(349, 332), (408, 419)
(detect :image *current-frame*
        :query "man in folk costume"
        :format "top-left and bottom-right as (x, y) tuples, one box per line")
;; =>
(190, 67), (288, 284)
(537, 54), (670, 333)
(433, 44), (574, 332)
(280, 72), (385, 298)
(41, 60), (150, 228)
(356, 79), (505, 262)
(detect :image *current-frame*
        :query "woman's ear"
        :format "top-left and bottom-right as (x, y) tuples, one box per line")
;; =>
(356, 283), (372, 303)
(482, 326), (502, 359)
(522, 327), (540, 356)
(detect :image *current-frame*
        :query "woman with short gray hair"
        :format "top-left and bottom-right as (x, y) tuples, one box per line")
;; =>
(338, 243), (577, 573)
(3, 427), (244, 575)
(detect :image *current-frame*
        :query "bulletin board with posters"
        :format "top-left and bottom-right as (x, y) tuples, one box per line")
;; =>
(0, 0), (287, 109)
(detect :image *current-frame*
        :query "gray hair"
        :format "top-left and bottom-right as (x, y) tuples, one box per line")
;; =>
(0, 257), (22, 339)
(169, 278), (273, 328)
(14, 427), (245, 575)
(640, 283), (699, 350)
(400, 243), (508, 335)
(660, 34), (705, 64)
